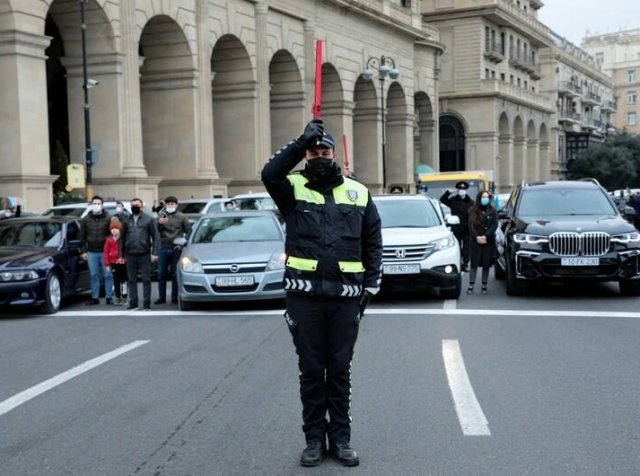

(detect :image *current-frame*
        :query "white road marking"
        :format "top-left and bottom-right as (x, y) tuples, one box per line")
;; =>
(49, 308), (640, 319)
(443, 299), (457, 310)
(442, 339), (491, 436)
(0, 340), (149, 418)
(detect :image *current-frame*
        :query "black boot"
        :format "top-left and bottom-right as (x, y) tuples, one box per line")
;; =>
(329, 442), (359, 467)
(300, 441), (325, 467)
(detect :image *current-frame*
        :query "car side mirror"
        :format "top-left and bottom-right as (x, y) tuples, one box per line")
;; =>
(624, 205), (636, 217)
(446, 215), (460, 226)
(498, 210), (508, 220)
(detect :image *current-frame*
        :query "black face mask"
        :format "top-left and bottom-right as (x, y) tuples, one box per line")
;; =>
(131, 205), (141, 215)
(306, 158), (336, 181)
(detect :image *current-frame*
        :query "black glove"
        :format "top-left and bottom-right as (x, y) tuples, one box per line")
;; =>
(358, 290), (374, 321)
(297, 119), (324, 149)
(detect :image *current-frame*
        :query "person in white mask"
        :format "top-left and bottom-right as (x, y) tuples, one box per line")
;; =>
(79, 195), (115, 305)
(440, 181), (474, 271)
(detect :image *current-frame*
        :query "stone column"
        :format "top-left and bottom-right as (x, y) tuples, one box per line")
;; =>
(513, 137), (527, 185)
(254, 1), (271, 162)
(418, 119), (436, 170)
(119, 0), (146, 177)
(0, 30), (56, 210)
(539, 140), (551, 181)
(498, 134), (513, 192)
(323, 100), (355, 171)
(386, 111), (414, 188)
(303, 20), (316, 118)
(527, 138), (539, 181)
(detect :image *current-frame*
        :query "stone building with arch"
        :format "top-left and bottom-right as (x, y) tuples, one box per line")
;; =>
(0, 0), (443, 210)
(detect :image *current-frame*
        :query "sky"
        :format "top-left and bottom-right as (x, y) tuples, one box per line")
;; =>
(538, 0), (640, 46)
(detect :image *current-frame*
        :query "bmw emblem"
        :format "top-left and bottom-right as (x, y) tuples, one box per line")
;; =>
(229, 264), (239, 273)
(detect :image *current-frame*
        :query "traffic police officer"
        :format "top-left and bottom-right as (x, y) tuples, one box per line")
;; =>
(261, 119), (383, 467)
(440, 181), (473, 271)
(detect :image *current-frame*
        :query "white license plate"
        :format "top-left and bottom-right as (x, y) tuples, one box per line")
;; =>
(215, 275), (254, 287)
(560, 257), (600, 266)
(383, 264), (421, 275)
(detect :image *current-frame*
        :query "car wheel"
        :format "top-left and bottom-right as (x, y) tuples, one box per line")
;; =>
(619, 280), (640, 296)
(179, 297), (194, 311)
(440, 276), (461, 300)
(505, 258), (526, 296)
(40, 272), (62, 314)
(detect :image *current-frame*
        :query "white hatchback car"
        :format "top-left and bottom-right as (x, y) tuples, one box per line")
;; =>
(373, 194), (462, 299)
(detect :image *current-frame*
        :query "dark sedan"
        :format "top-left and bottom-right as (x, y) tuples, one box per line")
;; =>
(0, 217), (90, 314)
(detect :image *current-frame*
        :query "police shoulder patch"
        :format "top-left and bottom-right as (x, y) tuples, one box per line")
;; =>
(347, 190), (358, 202)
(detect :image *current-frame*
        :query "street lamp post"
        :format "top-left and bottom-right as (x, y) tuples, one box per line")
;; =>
(362, 55), (399, 191)
(80, 0), (93, 199)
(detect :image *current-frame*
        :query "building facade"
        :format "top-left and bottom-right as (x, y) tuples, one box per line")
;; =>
(421, 0), (555, 192)
(539, 31), (616, 176)
(0, 0), (442, 211)
(582, 29), (640, 134)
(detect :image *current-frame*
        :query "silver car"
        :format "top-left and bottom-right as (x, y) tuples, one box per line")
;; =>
(177, 211), (286, 310)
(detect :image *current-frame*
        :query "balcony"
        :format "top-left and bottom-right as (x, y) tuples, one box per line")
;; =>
(529, 0), (544, 9)
(581, 91), (602, 106)
(509, 51), (541, 78)
(558, 111), (582, 124)
(481, 79), (553, 110)
(601, 100), (617, 112)
(557, 81), (582, 97)
(484, 41), (505, 63)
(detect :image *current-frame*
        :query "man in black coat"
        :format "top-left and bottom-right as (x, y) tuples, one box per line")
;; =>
(440, 181), (473, 271)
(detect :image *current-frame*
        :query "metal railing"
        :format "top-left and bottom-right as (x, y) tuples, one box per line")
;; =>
(557, 81), (583, 95)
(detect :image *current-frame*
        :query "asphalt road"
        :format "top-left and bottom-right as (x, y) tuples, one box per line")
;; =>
(1, 276), (639, 475)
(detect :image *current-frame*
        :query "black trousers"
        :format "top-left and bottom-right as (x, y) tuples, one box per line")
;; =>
(454, 230), (470, 266)
(126, 253), (151, 308)
(286, 292), (360, 445)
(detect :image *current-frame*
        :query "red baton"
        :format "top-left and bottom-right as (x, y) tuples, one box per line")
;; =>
(311, 39), (323, 119)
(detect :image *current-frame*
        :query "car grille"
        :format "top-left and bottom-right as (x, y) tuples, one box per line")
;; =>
(548, 232), (610, 257)
(383, 244), (434, 261)
(203, 263), (266, 274)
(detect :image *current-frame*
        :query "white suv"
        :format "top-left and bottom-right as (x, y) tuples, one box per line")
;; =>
(373, 195), (462, 299)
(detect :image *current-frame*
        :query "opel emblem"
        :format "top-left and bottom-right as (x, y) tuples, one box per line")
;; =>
(229, 264), (239, 273)
(395, 249), (406, 259)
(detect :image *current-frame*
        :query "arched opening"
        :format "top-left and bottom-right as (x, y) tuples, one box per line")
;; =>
(320, 63), (347, 169)
(439, 114), (466, 171)
(386, 82), (411, 187)
(211, 35), (255, 186)
(414, 92), (435, 172)
(539, 123), (550, 181)
(526, 120), (538, 181)
(513, 116), (525, 183)
(139, 15), (197, 180)
(353, 75), (380, 187)
(498, 112), (511, 191)
(269, 50), (303, 151)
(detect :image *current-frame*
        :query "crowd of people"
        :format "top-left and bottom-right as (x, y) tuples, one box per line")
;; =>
(79, 195), (191, 311)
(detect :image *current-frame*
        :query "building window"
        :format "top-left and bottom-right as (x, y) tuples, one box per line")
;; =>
(517, 78), (521, 87)
(596, 52), (604, 63)
(491, 70), (496, 79)
(524, 80), (528, 89)
(532, 86), (535, 93)
(628, 112), (637, 126)
(510, 74), (514, 84)
(629, 70), (636, 82)
(628, 91), (637, 105)
(485, 68), (490, 79)
(500, 73), (506, 82)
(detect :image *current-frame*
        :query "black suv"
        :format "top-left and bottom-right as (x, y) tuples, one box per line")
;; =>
(495, 180), (640, 296)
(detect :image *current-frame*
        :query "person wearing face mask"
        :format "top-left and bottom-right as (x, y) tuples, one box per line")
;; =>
(467, 191), (498, 295)
(120, 197), (160, 311)
(261, 119), (383, 468)
(440, 181), (473, 271)
(155, 196), (191, 305)
(80, 195), (114, 305)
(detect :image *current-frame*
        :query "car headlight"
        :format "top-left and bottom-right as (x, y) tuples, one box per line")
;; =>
(514, 233), (549, 245)
(0, 270), (39, 282)
(611, 232), (640, 244)
(180, 256), (204, 273)
(266, 252), (286, 271)
(431, 236), (455, 250)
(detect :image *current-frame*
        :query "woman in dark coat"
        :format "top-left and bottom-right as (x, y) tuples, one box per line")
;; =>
(467, 190), (498, 294)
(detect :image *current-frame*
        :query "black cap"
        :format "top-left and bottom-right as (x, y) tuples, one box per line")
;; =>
(455, 181), (470, 190)
(312, 132), (335, 149)
(165, 196), (178, 204)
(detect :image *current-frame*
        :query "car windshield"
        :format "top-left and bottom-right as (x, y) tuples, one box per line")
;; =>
(178, 202), (207, 213)
(375, 200), (442, 228)
(417, 180), (480, 200)
(518, 189), (617, 216)
(233, 197), (276, 211)
(0, 221), (63, 247)
(42, 206), (85, 217)
(192, 215), (282, 243)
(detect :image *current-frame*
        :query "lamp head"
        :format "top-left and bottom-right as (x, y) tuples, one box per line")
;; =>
(379, 63), (391, 77)
(362, 68), (374, 81)
(389, 68), (400, 80)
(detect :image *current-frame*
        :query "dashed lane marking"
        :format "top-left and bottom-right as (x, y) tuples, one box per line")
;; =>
(46, 308), (640, 319)
(0, 340), (150, 418)
(442, 339), (491, 436)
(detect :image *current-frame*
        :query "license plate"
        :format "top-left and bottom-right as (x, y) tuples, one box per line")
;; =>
(560, 257), (600, 266)
(215, 275), (254, 287)
(383, 264), (421, 275)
